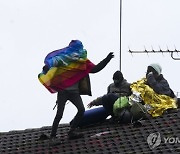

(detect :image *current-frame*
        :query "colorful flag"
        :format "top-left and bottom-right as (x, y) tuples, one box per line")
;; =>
(38, 40), (95, 93)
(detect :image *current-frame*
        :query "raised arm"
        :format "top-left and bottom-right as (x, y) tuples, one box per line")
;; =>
(90, 52), (114, 73)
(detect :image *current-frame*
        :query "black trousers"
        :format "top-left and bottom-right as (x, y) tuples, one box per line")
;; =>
(102, 93), (132, 123)
(50, 90), (85, 137)
(101, 93), (119, 115)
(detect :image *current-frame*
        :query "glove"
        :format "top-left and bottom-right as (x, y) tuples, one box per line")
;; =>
(87, 97), (102, 108)
(106, 52), (114, 60)
(87, 101), (94, 108)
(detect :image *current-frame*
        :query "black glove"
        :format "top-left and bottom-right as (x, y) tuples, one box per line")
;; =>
(106, 52), (114, 60)
(87, 102), (94, 108)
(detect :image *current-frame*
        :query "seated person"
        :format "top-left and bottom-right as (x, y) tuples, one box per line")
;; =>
(131, 63), (178, 117)
(107, 71), (132, 97)
(77, 72), (145, 126)
(77, 93), (147, 127)
(87, 71), (132, 116)
(146, 63), (175, 97)
(74, 71), (133, 127)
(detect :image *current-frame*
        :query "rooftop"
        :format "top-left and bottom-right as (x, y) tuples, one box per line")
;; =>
(0, 109), (180, 154)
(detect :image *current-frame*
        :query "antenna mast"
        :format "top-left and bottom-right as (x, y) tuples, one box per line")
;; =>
(120, 0), (122, 71)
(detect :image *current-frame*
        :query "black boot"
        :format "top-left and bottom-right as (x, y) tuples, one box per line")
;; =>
(68, 128), (84, 140)
(38, 133), (50, 141)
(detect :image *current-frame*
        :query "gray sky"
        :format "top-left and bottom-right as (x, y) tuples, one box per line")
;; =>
(0, 0), (180, 132)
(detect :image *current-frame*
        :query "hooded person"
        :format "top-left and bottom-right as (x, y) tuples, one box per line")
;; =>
(87, 71), (131, 110)
(86, 71), (132, 123)
(131, 63), (177, 117)
(146, 63), (174, 97)
(107, 71), (132, 97)
(38, 40), (114, 140)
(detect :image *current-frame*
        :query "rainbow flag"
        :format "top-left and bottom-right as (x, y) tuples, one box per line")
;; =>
(38, 40), (95, 93)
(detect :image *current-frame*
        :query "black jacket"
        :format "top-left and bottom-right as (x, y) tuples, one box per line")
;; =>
(107, 79), (131, 97)
(147, 74), (174, 97)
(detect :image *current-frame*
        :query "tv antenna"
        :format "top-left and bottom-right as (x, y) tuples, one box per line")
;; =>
(128, 46), (180, 60)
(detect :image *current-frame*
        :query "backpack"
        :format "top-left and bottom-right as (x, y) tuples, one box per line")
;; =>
(113, 96), (130, 117)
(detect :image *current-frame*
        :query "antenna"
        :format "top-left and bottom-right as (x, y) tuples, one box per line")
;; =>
(119, 0), (122, 71)
(128, 46), (180, 60)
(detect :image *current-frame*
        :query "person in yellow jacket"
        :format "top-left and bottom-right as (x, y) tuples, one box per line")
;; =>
(131, 63), (177, 117)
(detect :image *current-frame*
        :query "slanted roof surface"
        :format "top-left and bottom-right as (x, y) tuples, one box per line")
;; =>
(0, 110), (180, 154)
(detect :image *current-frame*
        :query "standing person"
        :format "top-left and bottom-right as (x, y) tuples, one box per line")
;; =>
(38, 40), (114, 139)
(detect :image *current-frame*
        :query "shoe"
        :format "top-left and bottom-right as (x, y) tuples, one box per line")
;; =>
(68, 131), (84, 140)
(49, 136), (62, 146)
(49, 136), (58, 145)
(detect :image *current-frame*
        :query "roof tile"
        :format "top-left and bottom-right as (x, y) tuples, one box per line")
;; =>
(0, 110), (179, 153)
